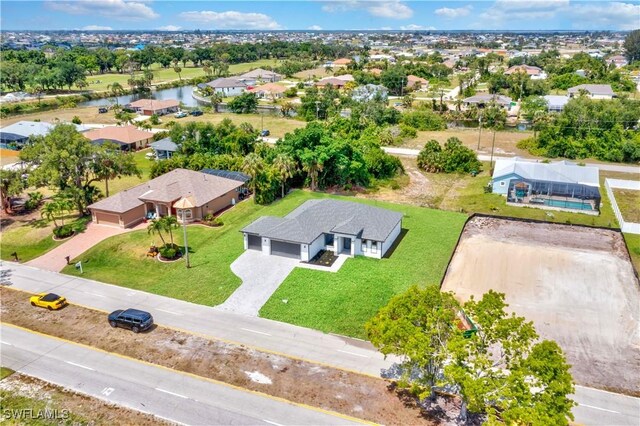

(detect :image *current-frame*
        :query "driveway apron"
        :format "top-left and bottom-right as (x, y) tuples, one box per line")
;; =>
(216, 250), (299, 316)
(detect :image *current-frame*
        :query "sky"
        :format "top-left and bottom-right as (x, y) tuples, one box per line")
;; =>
(1, 0), (639, 31)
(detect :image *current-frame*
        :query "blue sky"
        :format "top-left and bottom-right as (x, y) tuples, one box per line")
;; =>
(2, 1), (639, 31)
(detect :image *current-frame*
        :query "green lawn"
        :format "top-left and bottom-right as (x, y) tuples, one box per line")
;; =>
(624, 233), (640, 274)
(259, 201), (467, 339)
(0, 367), (14, 380)
(613, 189), (640, 223)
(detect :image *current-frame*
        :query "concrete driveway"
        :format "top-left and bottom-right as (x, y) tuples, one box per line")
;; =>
(216, 250), (299, 316)
(26, 222), (144, 272)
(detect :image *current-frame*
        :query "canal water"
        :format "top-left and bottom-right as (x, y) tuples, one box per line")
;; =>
(79, 86), (204, 108)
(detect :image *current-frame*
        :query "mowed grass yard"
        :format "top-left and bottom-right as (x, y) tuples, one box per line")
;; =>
(0, 150), (151, 262)
(61, 190), (467, 327)
(259, 200), (467, 339)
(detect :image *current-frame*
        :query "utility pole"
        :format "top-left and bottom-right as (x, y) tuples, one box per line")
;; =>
(477, 113), (483, 150)
(490, 128), (497, 171)
(182, 209), (190, 268)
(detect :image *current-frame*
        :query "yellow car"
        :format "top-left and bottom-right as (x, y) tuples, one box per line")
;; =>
(29, 293), (68, 310)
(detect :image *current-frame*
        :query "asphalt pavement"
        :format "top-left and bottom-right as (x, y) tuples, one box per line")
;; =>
(1, 261), (639, 425)
(0, 324), (362, 426)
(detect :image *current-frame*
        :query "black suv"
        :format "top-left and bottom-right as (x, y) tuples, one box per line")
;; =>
(108, 309), (154, 333)
(98, 107), (108, 113)
(190, 109), (203, 116)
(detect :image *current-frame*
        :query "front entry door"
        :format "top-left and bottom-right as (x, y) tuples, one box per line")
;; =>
(343, 237), (351, 251)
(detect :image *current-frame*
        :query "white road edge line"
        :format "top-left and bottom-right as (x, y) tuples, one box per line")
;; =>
(575, 385), (640, 400)
(156, 308), (183, 316)
(66, 361), (94, 371)
(155, 388), (188, 399)
(240, 328), (272, 336)
(0, 341), (13, 346)
(337, 350), (370, 358)
(579, 404), (620, 414)
(86, 292), (105, 298)
(263, 420), (285, 426)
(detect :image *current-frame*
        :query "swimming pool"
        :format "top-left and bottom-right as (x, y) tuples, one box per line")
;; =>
(543, 199), (595, 211)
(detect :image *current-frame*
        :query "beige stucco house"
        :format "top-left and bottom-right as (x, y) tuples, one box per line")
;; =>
(88, 168), (249, 228)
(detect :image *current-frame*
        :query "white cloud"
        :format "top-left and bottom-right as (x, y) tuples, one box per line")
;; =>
(45, 0), (158, 21)
(475, 0), (569, 28)
(435, 5), (473, 19)
(157, 25), (181, 31)
(322, 1), (413, 20)
(81, 25), (113, 31)
(308, 25), (323, 30)
(400, 24), (436, 31)
(179, 10), (283, 30)
(570, 2), (640, 30)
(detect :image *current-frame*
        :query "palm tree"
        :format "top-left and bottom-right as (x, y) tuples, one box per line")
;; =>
(147, 219), (167, 247)
(301, 150), (325, 191)
(242, 153), (264, 196)
(161, 215), (179, 246)
(210, 92), (223, 113)
(107, 82), (125, 106)
(40, 201), (59, 228)
(174, 66), (182, 81)
(272, 153), (296, 199)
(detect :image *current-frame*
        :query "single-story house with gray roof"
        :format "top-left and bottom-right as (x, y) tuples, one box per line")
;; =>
(150, 137), (179, 159)
(241, 199), (403, 260)
(567, 84), (614, 99)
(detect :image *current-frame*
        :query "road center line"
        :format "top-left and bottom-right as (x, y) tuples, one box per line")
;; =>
(337, 350), (370, 358)
(156, 308), (183, 316)
(155, 388), (188, 399)
(263, 420), (285, 426)
(0, 341), (13, 346)
(66, 361), (94, 371)
(579, 404), (620, 414)
(240, 328), (272, 336)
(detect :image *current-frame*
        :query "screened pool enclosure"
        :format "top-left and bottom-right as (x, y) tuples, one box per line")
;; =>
(507, 179), (601, 213)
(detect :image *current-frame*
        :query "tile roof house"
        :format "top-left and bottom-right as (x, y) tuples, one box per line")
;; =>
(242, 199), (403, 260)
(88, 168), (246, 228)
(248, 82), (287, 99)
(407, 75), (429, 91)
(491, 158), (600, 215)
(83, 125), (154, 151)
(316, 77), (347, 89)
(504, 64), (547, 80)
(332, 58), (352, 67)
(128, 99), (180, 116)
(567, 84), (615, 99)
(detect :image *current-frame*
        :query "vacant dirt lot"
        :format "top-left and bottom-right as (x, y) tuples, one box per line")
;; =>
(442, 217), (640, 396)
(0, 372), (169, 425)
(0, 287), (437, 425)
(403, 128), (532, 156)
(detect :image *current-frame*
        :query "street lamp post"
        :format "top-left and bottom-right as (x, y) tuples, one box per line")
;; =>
(173, 196), (195, 269)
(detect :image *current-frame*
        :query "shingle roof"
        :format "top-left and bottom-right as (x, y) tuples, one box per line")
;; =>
(0, 121), (53, 138)
(492, 157), (599, 187)
(83, 125), (154, 145)
(504, 65), (543, 75)
(88, 168), (244, 213)
(463, 94), (512, 106)
(201, 169), (250, 183)
(240, 68), (282, 80)
(567, 84), (614, 96)
(205, 78), (247, 89)
(150, 137), (178, 152)
(242, 199), (403, 244)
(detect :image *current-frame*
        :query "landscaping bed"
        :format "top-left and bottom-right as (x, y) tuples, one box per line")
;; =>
(0, 287), (435, 425)
(305, 250), (338, 267)
(0, 369), (169, 425)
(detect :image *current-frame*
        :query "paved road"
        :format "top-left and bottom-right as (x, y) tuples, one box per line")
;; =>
(0, 324), (361, 426)
(2, 262), (638, 425)
(382, 146), (640, 174)
(0, 261), (398, 377)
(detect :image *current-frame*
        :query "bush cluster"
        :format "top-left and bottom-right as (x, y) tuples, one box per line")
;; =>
(417, 138), (482, 174)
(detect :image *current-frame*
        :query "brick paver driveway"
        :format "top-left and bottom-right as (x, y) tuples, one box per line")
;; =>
(26, 222), (145, 272)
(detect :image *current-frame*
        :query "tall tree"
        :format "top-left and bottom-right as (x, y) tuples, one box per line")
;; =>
(147, 219), (167, 246)
(91, 142), (141, 197)
(241, 153), (264, 196)
(272, 153), (296, 199)
(623, 29), (640, 63)
(0, 169), (25, 211)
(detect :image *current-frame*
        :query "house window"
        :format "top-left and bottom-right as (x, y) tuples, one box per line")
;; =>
(362, 240), (367, 252)
(324, 234), (334, 246)
(500, 181), (506, 187)
(371, 242), (378, 254)
(177, 209), (192, 220)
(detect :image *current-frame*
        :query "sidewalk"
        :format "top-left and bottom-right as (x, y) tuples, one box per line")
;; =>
(26, 221), (145, 272)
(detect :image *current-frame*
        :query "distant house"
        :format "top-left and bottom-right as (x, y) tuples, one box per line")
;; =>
(83, 125), (154, 151)
(543, 95), (570, 112)
(607, 55), (628, 68)
(128, 99), (180, 116)
(370, 54), (396, 63)
(407, 75), (429, 91)
(367, 68), (383, 76)
(463, 93), (513, 109)
(504, 65), (547, 80)
(351, 84), (388, 102)
(248, 82), (287, 99)
(567, 84), (615, 100)
(150, 137), (178, 159)
(88, 168), (246, 228)
(332, 58), (352, 68)
(202, 78), (247, 97)
(0, 121), (87, 148)
(316, 77), (347, 89)
(334, 74), (355, 82)
(239, 68), (282, 84)
(491, 157), (600, 215)
(241, 199), (403, 260)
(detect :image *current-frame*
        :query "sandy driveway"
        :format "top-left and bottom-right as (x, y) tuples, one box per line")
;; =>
(216, 250), (299, 316)
(26, 221), (145, 272)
